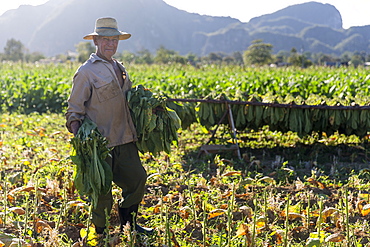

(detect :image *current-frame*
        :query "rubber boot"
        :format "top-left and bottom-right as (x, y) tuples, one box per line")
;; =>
(95, 226), (106, 234)
(118, 205), (153, 234)
(129, 204), (154, 234)
(117, 207), (131, 232)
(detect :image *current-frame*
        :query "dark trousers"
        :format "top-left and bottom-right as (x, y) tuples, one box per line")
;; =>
(92, 142), (147, 228)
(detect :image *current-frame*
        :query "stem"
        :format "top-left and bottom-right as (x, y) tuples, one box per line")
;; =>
(251, 197), (257, 247)
(202, 200), (207, 247)
(83, 204), (92, 246)
(32, 174), (40, 239)
(317, 198), (323, 242)
(226, 183), (236, 247)
(306, 192), (311, 229)
(345, 187), (350, 245)
(3, 172), (7, 226)
(55, 184), (67, 230)
(187, 179), (197, 227)
(263, 188), (267, 216)
(165, 204), (171, 247)
(283, 196), (289, 247)
(23, 194), (30, 238)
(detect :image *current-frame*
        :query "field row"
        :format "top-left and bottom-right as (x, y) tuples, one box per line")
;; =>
(1, 63), (370, 113)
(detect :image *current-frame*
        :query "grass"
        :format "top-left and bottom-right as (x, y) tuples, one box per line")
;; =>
(1, 112), (370, 246)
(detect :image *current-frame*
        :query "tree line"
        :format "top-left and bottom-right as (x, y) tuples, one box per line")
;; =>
(1, 38), (369, 68)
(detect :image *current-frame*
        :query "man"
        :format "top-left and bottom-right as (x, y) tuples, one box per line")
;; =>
(65, 17), (152, 234)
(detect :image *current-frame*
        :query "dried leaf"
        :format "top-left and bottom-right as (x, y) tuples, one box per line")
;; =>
(272, 230), (284, 245)
(361, 204), (370, 216)
(325, 233), (345, 242)
(163, 195), (171, 202)
(239, 206), (253, 219)
(256, 221), (266, 229)
(9, 186), (47, 195)
(306, 177), (327, 189)
(71, 242), (82, 247)
(221, 158), (233, 165)
(209, 177), (218, 185)
(321, 207), (338, 222)
(307, 176), (317, 184)
(50, 131), (62, 137)
(288, 212), (305, 220)
(222, 171), (241, 177)
(9, 207), (25, 215)
(316, 181), (326, 189)
(235, 193), (253, 199)
(26, 130), (37, 136)
(178, 206), (191, 219)
(37, 131), (46, 137)
(327, 210), (341, 228)
(335, 216), (343, 229)
(147, 173), (160, 180)
(310, 209), (320, 217)
(67, 201), (88, 210)
(7, 194), (15, 204)
(258, 176), (275, 184)
(221, 190), (232, 199)
(255, 216), (267, 234)
(280, 209), (296, 218)
(357, 199), (366, 212)
(236, 223), (250, 236)
(153, 204), (161, 214)
(208, 209), (226, 219)
(35, 220), (52, 233)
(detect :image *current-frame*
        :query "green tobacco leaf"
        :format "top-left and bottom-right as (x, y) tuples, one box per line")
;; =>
(70, 118), (112, 208)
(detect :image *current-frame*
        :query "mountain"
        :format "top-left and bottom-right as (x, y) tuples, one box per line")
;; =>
(0, 0), (369, 57)
(249, 2), (342, 29)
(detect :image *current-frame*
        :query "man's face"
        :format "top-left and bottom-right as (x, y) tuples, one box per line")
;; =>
(94, 36), (119, 60)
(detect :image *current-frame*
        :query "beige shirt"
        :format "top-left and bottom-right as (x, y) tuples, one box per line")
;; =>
(65, 53), (137, 147)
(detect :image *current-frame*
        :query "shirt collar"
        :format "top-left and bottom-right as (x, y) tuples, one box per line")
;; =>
(90, 53), (106, 63)
(89, 53), (126, 71)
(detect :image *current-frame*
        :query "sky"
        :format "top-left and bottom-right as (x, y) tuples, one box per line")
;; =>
(1, 0), (370, 29)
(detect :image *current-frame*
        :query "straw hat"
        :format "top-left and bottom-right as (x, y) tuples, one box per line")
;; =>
(83, 17), (131, 40)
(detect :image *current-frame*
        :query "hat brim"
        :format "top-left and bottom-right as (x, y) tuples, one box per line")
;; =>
(83, 30), (131, 40)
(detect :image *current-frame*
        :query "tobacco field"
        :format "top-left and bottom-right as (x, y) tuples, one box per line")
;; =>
(1, 63), (370, 246)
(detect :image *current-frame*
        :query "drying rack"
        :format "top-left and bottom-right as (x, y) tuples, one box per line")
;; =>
(166, 97), (370, 160)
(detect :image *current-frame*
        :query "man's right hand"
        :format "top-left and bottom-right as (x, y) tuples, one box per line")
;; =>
(70, 121), (81, 136)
